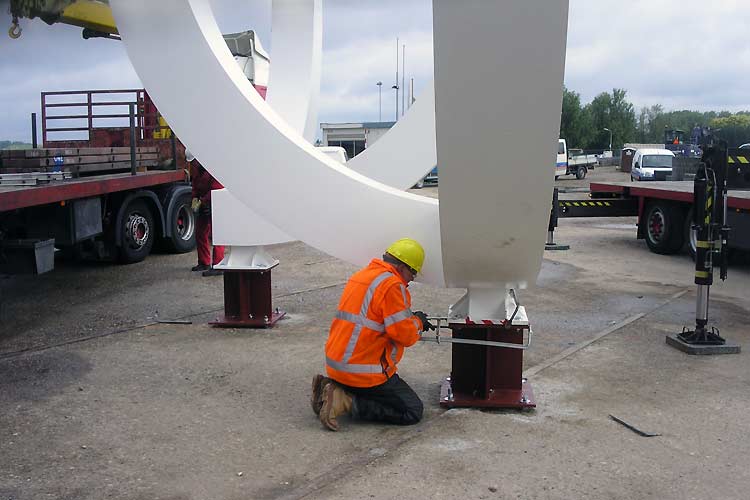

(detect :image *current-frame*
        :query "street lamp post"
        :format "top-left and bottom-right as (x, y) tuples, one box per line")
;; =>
(376, 81), (382, 121)
(392, 84), (399, 121)
(603, 127), (612, 151)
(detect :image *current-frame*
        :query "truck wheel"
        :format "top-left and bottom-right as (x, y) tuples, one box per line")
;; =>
(576, 166), (587, 180)
(644, 202), (685, 255)
(119, 199), (155, 263)
(165, 193), (196, 253)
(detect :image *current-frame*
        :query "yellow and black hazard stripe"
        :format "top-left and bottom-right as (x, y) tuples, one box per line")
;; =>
(728, 154), (750, 165)
(560, 201), (614, 208)
(557, 198), (638, 218)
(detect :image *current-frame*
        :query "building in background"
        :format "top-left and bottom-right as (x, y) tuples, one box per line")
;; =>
(320, 121), (395, 159)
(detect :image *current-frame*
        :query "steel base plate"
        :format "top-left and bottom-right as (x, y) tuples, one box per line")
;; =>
(210, 311), (286, 329)
(666, 334), (740, 355)
(439, 376), (536, 409)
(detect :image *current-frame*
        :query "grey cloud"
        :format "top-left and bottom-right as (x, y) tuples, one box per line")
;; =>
(2, 0), (749, 141)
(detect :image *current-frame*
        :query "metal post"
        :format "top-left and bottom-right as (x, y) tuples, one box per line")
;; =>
(394, 37), (399, 120)
(87, 91), (93, 141)
(376, 81), (382, 122)
(129, 103), (137, 176)
(30, 113), (38, 149)
(40, 93), (47, 146)
(401, 44), (405, 117)
(170, 134), (177, 169)
(410, 78), (415, 108)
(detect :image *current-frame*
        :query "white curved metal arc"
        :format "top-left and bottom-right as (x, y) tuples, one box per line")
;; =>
(266, 0), (322, 143)
(111, 0), (446, 286)
(217, 0), (435, 245)
(347, 82), (437, 190)
(215, 0), (323, 247)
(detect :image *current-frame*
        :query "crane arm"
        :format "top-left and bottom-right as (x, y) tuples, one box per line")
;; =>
(9, 0), (117, 39)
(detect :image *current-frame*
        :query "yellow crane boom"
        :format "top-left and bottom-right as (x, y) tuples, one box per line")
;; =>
(8, 0), (117, 39)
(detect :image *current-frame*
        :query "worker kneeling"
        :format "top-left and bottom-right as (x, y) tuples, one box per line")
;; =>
(312, 238), (435, 431)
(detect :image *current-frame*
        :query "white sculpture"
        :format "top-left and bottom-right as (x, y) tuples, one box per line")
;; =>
(111, 0), (568, 319)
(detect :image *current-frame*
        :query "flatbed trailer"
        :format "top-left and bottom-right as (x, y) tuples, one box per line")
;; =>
(0, 89), (196, 275)
(556, 180), (750, 256)
(0, 168), (195, 274)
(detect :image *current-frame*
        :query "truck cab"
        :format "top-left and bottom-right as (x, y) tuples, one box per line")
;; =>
(556, 139), (568, 178)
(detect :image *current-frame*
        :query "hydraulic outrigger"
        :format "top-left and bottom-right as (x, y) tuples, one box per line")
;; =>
(667, 141), (740, 354)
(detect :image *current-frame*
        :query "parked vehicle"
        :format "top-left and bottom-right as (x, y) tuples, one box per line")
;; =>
(630, 148), (675, 181)
(555, 147), (750, 257)
(0, 90), (198, 275)
(317, 146), (348, 164)
(413, 166), (438, 189)
(556, 139), (597, 180)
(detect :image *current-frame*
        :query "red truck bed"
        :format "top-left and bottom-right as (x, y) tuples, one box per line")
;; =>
(0, 170), (185, 212)
(590, 181), (750, 211)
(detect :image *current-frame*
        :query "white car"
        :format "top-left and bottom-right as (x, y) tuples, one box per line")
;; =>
(631, 148), (675, 181)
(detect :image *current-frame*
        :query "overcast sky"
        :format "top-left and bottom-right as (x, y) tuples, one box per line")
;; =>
(1, 0), (749, 142)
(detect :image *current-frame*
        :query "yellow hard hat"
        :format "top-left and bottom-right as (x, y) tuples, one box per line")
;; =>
(386, 238), (425, 273)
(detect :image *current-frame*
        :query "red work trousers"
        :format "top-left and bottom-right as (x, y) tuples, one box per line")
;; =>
(196, 214), (225, 266)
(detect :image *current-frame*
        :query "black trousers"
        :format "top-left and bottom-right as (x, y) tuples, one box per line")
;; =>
(340, 374), (423, 426)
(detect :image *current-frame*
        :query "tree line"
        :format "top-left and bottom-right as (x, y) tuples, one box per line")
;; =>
(0, 141), (32, 150)
(560, 87), (750, 151)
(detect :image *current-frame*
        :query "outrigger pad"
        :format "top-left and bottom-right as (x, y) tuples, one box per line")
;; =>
(665, 334), (740, 355)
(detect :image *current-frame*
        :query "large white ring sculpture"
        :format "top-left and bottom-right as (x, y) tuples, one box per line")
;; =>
(111, 0), (568, 316)
(213, 0), (438, 248)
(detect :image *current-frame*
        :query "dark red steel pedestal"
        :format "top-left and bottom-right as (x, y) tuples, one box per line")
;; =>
(209, 264), (285, 328)
(439, 323), (535, 409)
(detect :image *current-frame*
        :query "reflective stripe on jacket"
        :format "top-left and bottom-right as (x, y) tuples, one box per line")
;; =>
(325, 259), (422, 388)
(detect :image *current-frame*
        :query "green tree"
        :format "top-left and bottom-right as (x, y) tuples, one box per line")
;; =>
(710, 113), (750, 147)
(585, 88), (636, 150)
(559, 86), (592, 149)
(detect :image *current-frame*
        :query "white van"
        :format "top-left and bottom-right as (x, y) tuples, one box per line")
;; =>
(631, 148), (675, 181)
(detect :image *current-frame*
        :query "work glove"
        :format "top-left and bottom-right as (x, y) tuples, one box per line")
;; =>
(191, 197), (201, 212)
(413, 310), (435, 332)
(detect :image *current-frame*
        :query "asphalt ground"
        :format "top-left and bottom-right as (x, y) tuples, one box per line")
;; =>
(1, 167), (749, 499)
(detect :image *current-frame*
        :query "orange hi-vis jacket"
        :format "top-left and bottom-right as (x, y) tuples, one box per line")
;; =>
(325, 259), (422, 388)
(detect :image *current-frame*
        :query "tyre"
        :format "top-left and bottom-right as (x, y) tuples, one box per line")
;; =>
(164, 193), (196, 253)
(644, 202), (685, 255)
(413, 179), (425, 189)
(576, 166), (587, 180)
(118, 199), (155, 263)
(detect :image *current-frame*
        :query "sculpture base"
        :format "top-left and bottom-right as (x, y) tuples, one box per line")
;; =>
(209, 266), (285, 329)
(439, 321), (535, 410)
(440, 376), (535, 409)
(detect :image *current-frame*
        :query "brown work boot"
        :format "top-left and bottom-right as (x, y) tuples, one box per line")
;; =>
(319, 383), (353, 431)
(310, 374), (331, 415)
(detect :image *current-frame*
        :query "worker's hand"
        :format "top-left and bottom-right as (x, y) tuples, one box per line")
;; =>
(413, 310), (435, 332)
(191, 198), (201, 212)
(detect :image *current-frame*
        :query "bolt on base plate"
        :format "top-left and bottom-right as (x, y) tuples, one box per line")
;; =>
(439, 376), (536, 410)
